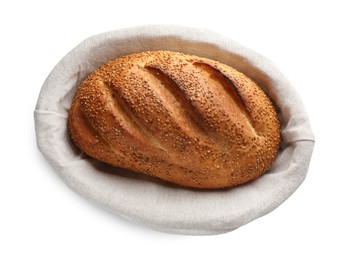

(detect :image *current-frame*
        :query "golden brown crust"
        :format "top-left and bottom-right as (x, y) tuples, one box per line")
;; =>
(68, 51), (280, 189)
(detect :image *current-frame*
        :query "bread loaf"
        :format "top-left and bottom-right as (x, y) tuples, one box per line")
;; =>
(68, 51), (280, 189)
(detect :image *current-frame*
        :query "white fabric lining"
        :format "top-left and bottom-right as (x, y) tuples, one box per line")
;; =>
(34, 25), (314, 235)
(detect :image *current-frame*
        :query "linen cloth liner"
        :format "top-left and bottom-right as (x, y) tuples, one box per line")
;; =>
(34, 25), (315, 235)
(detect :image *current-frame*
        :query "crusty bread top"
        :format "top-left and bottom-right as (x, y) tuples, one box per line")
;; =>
(68, 51), (281, 189)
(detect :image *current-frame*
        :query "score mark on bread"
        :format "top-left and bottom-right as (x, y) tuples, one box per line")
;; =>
(68, 51), (280, 189)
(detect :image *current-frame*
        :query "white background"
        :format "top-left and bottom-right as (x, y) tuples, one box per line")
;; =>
(1, 0), (345, 259)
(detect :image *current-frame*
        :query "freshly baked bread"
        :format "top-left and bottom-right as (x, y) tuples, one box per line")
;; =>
(68, 51), (280, 189)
